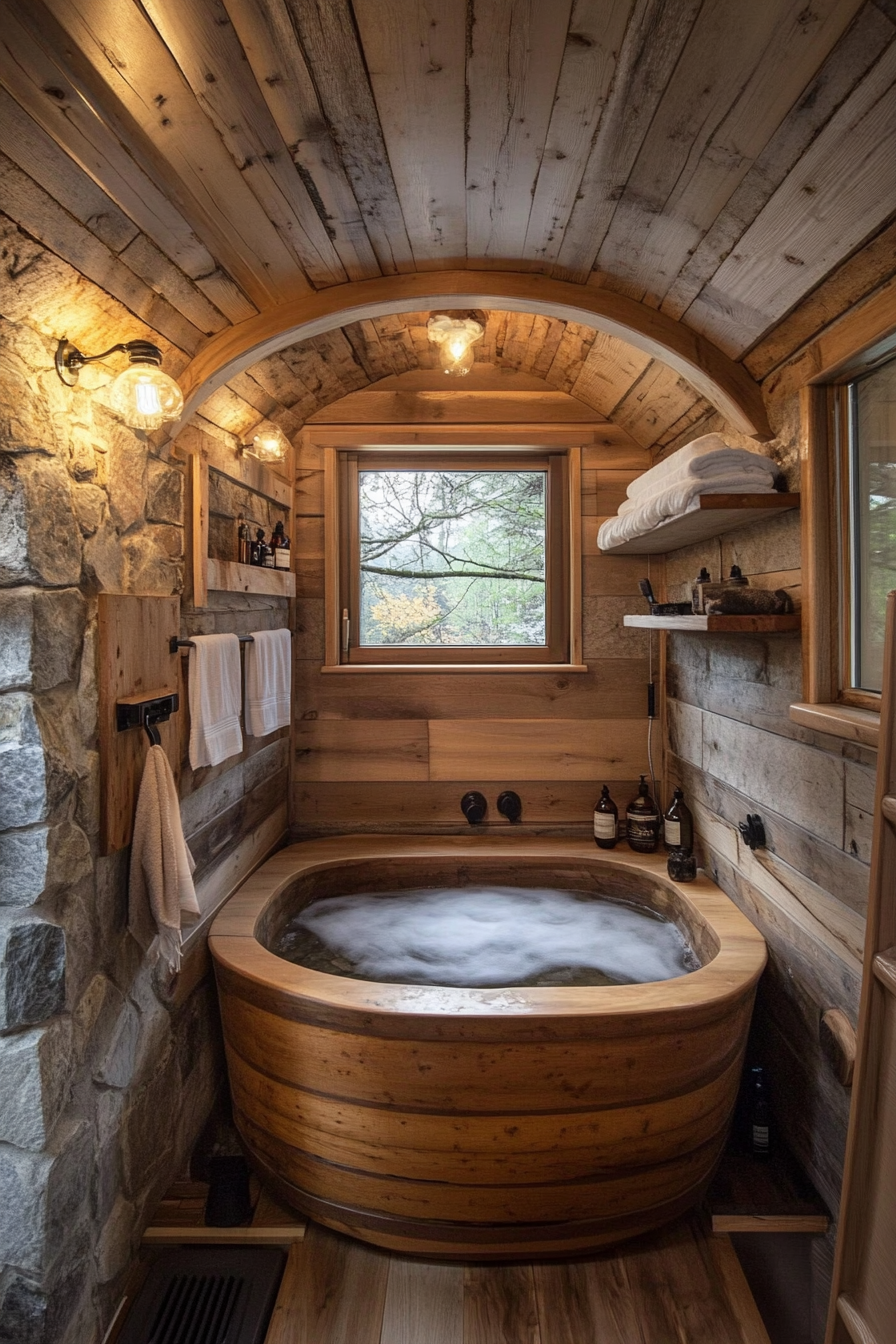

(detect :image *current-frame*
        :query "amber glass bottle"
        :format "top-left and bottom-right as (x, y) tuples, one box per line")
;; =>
(663, 787), (694, 852)
(593, 785), (618, 849)
(626, 776), (659, 853)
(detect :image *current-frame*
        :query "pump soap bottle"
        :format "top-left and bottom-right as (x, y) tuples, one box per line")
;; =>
(593, 786), (618, 849)
(626, 776), (660, 853)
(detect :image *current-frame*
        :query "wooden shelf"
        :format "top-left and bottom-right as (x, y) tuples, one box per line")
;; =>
(599, 493), (800, 555)
(207, 557), (296, 598)
(708, 1146), (830, 1234)
(624, 612), (801, 633)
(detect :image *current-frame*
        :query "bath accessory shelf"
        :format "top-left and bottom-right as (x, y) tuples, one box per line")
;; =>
(599, 493), (800, 555)
(624, 613), (801, 633)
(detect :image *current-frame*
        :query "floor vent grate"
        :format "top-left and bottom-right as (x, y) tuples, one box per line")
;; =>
(117, 1248), (285, 1344)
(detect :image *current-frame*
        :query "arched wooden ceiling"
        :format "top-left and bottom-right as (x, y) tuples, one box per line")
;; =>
(1, 1), (893, 382)
(212, 307), (727, 456)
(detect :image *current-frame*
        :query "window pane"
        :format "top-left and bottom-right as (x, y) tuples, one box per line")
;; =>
(852, 358), (896, 692)
(358, 470), (547, 646)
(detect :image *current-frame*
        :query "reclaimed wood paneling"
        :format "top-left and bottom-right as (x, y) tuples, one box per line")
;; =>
(428, 719), (646, 782)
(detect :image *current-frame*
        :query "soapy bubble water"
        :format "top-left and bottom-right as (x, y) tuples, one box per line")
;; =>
(273, 886), (700, 988)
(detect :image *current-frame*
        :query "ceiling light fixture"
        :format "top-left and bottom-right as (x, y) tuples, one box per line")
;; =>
(426, 314), (484, 376)
(55, 337), (184, 431)
(240, 425), (290, 463)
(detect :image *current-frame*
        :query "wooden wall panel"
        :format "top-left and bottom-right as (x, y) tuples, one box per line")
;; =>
(290, 398), (654, 837)
(428, 720), (647, 782)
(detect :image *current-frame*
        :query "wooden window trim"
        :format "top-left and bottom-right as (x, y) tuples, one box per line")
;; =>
(791, 309), (896, 749)
(318, 430), (583, 672)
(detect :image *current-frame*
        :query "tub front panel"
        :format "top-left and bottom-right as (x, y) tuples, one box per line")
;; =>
(210, 836), (767, 1257)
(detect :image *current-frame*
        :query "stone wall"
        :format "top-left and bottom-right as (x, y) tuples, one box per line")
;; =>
(662, 382), (873, 1342)
(0, 233), (290, 1342)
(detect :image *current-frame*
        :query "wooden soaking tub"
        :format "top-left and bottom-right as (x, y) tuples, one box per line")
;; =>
(209, 836), (766, 1258)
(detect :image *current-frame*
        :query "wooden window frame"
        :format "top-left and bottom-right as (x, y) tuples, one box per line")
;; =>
(315, 428), (584, 673)
(791, 303), (896, 749)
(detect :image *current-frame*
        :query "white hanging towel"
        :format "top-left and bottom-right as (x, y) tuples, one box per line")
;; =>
(244, 628), (291, 736)
(188, 632), (243, 769)
(129, 744), (199, 973)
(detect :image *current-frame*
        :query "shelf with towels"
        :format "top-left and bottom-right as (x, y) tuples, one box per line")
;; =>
(598, 493), (800, 555)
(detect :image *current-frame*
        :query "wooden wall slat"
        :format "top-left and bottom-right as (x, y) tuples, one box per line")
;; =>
(428, 719), (647, 782)
(295, 720), (430, 781)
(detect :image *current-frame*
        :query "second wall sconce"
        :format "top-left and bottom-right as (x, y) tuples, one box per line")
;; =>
(239, 425), (290, 463)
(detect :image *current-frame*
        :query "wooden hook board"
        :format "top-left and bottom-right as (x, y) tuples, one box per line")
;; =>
(98, 594), (184, 854)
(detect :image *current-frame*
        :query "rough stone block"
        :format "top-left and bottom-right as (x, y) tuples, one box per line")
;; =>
(0, 827), (49, 906)
(0, 588), (86, 693)
(0, 1275), (48, 1344)
(146, 459), (184, 525)
(81, 517), (124, 593)
(0, 692), (46, 828)
(96, 1194), (138, 1283)
(106, 424), (147, 531)
(0, 454), (81, 588)
(71, 482), (106, 537)
(123, 525), (184, 595)
(0, 916), (66, 1030)
(0, 1019), (73, 1148)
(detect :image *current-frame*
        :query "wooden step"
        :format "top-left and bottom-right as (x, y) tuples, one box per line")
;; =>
(707, 1146), (830, 1234)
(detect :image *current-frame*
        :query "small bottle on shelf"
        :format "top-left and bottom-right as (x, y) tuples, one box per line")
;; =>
(593, 785), (618, 849)
(663, 787), (694, 852)
(250, 528), (267, 566)
(667, 848), (697, 882)
(749, 1065), (771, 1158)
(625, 776), (659, 854)
(271, 519), (291, 570)
(237, 519), (250, 565)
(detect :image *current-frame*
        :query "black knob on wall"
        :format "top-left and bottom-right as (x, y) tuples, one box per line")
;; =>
(497, 790), (523, 823)
(461, 791), (488, 825)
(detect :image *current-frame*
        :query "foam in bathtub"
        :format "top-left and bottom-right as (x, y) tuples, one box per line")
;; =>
(275, 885), (700, 988)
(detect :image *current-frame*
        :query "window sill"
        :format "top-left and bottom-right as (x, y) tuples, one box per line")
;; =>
(320, 662), (590, 675)
(789, 702), (879, 749)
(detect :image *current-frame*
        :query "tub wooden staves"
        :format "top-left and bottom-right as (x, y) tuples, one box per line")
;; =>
(209, 836), (767, 1259)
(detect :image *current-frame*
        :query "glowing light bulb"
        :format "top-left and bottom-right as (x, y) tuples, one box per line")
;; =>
(108, 365), (184, 430)
(246, 426), (289, 462)
(426, 314), (484, 377)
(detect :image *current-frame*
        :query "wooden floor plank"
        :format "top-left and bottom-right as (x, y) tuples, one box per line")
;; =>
(464, 1264), (541, 1344)
(265, 1221), (390, 1344)
(533, 1255), (647, 1344)
(379, 1258), (463, 1344)
(706, 1234), (773, 1344)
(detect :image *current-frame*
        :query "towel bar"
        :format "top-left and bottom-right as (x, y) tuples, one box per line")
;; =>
(170, 634), (255, 653)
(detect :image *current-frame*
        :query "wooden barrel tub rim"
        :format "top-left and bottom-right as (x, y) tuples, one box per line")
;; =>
(209, 836), (767, 1029)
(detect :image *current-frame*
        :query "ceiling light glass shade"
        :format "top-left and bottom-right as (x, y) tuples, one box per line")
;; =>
(246, 426), (289, 462)
(426, 315), (484, 377)
(107, 364), (184, 430)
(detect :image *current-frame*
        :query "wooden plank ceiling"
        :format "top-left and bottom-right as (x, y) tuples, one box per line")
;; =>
(1, 0), (894, 453)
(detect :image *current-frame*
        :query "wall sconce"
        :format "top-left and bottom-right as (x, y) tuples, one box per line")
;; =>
(426, 314), (484, 376)
(240, 425), (289, 463)
(55, 338), (184, 430)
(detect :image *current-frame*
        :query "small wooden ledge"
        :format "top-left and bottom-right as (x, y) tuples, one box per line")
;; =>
(143, 1179), (306, 1247)
(708, 1146), (830, 1234)
(789, 702), (880, 749)
(598, 493), (799, 555)
(625, 613), (801, 633)
(207, 557), (296, 597)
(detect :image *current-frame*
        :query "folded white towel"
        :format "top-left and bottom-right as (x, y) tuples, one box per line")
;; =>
(244, 628), (291, 737)
(129, 744), (199, 973)
(188, 633), (243, 769)
(598, 476), (777, 550)
(626, 434), (776, 501)
(617, 466), (775, 517)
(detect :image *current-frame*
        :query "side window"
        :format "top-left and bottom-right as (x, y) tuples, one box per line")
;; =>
(842, 357), (896, 696)
(338, 450), (570, 665)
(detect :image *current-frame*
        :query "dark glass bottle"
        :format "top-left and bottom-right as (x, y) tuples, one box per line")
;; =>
(237, 519), (250, 565)
(749, 1065), (771, 1158)
(271, 519), (291, 570)
(593, 785), (618, 849)
(667, 848), (697, 882)
(626, 776), (659, 854)
(663, 787), (694, 853)
(250, 528), (267, 566)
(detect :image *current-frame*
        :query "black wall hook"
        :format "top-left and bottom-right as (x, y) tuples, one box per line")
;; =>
(739, 814), (767, 851)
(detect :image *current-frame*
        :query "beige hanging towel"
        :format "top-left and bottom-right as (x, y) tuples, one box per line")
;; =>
(129, 744), (199, 973)
(188, 632), (243, 769)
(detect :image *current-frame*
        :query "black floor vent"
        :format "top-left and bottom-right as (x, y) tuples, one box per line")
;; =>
(117, 1248), (286, 1344)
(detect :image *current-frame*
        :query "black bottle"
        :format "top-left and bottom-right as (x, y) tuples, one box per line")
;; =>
(749, 1065), (771, 1158)
(593, 785), (618, 849)
(626, 775), (659, 854)
(237, 519), (250, 565)
(271, 519), (291, 570)
(663, 787), (694, 853)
